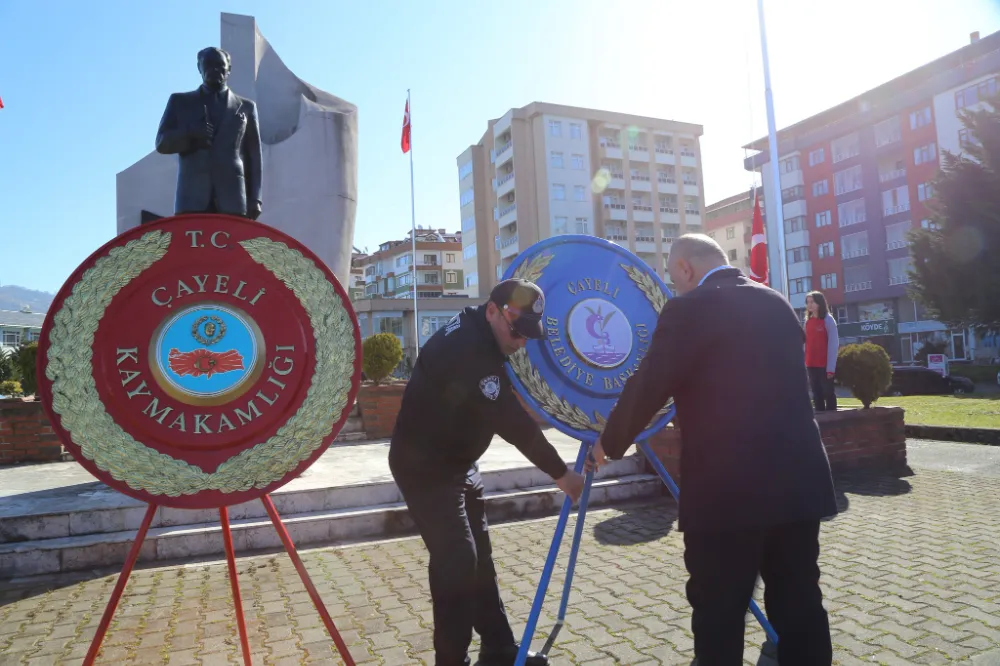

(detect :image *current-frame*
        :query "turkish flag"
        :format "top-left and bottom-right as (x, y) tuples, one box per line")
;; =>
(0, 96), (4, 109)
(748, 191), (768, 285)
(401, 99), (411, 154)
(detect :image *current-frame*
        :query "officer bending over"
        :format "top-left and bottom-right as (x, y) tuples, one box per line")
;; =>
(389, 279), (586, 666)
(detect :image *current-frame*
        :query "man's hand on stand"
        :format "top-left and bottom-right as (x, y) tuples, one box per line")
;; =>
(555, 470), (585, 503)
(585, 438), (607, 473)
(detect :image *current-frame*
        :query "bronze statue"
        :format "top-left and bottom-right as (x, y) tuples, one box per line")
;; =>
(155, 47), (263, 220)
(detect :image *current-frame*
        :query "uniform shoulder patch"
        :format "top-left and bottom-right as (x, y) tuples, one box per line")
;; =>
(479, 375), (501, 401)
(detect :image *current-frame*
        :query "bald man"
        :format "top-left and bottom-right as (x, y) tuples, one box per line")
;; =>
(591, 235), (837, 665)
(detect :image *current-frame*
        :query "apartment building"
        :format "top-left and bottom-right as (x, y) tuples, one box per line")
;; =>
(457, 103), (705, 297)
(353, 228), (468, 301)
(743, 31), (1000, 363)
(704, 188), (763, 273)
(0, 309), (44, 355)
(353, 296), (477, 362)
(348, 252), (367, 301)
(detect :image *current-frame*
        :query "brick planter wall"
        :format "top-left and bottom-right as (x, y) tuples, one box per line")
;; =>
(356, 382), (407, 440)
(0, 399), (66, 464)
(644, 407), (906, 482)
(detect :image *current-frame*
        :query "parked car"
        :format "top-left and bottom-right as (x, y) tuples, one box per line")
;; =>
(885, 366), (975, 396)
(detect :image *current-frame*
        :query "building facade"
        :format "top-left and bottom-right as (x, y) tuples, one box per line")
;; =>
(457, 103), (705, 297)
(353, 228), (467, 301)
(704, 188), (763, 273)
(744, 31), (1000, 363)
(0, 310), (44, 355)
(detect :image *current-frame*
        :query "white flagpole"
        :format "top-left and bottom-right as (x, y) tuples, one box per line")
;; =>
(407, 89), (420, 357)
(757, 0), (789, 299)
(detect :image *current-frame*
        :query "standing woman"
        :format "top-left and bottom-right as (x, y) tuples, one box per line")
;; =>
(805, 290), (839, 411)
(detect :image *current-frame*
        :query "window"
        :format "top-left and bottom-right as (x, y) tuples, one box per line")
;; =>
(882, 185), (909, 214)
(549, 120), (562, 137)
(958, 128), (981, 149)
(728, 249), (738, 262)
(445, 271), (458, 284)
(684, 196), (700, 215)
(463, 243), (477, 260)
(550, 151), (564, 168)
(458, 161), (474, 180)
(726, 226), (735, 240)
(815, 210), (831, 227)
(885, 220), (912, 249)
(887, 256), (914, 285)
(874, 116), (901, 147)
(570, 123), (583, 139)
(423, 254), (436, 265)
(955, 76), (998, 109)
(812, 179), (829, 196)
(781, 185), (805, 203)
(910, 107), (932, 129)
(780, 155), (800, 172)
(575, 217), (590, 234)
(913, 143), (936, 165)
(838, 198), (866, 227)
(378, 317), (404, 336)
(787, 246), (809, 264)
(836, 306), (848, 324)
(821, 273), (838, 289)
(571, 154), (585, 170)
(833, 165), (863, 195)
(842, 231), (869, 259)
(396, 254), (412, 267)
(552, 184), (566, 200)
(445, 253), (456, 263)
(460, 187), (475, 206)
(462, 215), (475, 233)
(423, 273), (439, 284)
(809, 148), (825, 166)
(2, 331), (21, 346)
(421, 315), (453, 337)
(573, 185), (587, 201)
(843, 264), (871, 289)
(496, 265), (502, 280)
(553, 216), (568, 234)
(918, 182), (934, 201)
(790, 277), (812, 295)
(465, 272), (478, 288)
(784, 215), (807, 233)
(921, 218), (939, 230)
(831, 132), (860, 162)
(817, 241), (835, 258)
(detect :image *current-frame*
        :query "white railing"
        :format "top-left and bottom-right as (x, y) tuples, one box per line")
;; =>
(876, 132), (901, 147)
(888, 275), (911, 285)
(658, 177), (676, 184)
(604, 203), (626, 210)
(838, 213), (866, 227)
(629, 144), (649, 152)
(655, 146), (674, 155)
(633, 205), (653, 211)
(501, 234), (519, 248)
(842, 248), (870, 259)
(886, 240), (910, 250)
(495, 141), (512, 157)
(845, 281), (873, 292)
(599, 138), (621, 148)
(499, 203), (516, 218)
(879, 169), (906, 183)
(631, 174), (651, 182)
(884, 203), (911, 216)
(497, 171), (514, 186)
(660, 206), (678, 213)
(605, 233), (628, 241)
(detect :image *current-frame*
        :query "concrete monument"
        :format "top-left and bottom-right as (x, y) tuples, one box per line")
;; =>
(117, 13), (358, 286)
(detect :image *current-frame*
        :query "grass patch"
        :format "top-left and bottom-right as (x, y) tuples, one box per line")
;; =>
(838, 394), (1000, 429)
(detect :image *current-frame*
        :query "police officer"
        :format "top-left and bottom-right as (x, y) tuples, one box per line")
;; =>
(389, 278), (586, 666)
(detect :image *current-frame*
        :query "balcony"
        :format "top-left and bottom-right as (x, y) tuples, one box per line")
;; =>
(599, 137), (622, 159)
(497, 170), (515, 197)
(603, 203), (628, 221)
(607, 171), (626, 189)
(785, 229), (810, 249)
(886, 240), (910, 251)
(635, 238), (656, 254)
(875, 132), (902, 148)
(682, 182), (700, 196)
(787, 261), (813, 280)
(657, 178), (678, 194)
(842, 248), (870, 259)
(888, 275), (911, 285)
(495, 141), (513, 165)
(832, 147), (860, 164)
(500, 234), (519, 258)
(632, 204), (654, 223)
(654, 145), (676, 166)
(680, 152), (698, 168)
(879, 168), (906, 183)
(631, 175), (652, 192)
(498, 202), (517, 228)
(838, 212), (866, 228)
(883, 203), (910, 217)
(845, 281), (873, 292)
(628, 143), (649, 157)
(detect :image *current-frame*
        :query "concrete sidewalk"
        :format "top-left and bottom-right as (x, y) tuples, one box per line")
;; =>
(3, 439), (1000, 664)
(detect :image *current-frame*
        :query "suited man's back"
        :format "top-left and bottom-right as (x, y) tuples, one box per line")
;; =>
(670, 270), (837, 531)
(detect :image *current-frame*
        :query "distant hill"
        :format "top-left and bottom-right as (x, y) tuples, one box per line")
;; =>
(0, 285), (54, 314)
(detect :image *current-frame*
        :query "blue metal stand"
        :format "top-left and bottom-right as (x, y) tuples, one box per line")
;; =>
(638, 441), (779, 646)
(514, 440), (779, 665)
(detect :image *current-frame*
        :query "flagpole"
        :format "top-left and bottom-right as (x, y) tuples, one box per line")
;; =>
(407, 89), (420, 358)
(757, 0), (788, 299)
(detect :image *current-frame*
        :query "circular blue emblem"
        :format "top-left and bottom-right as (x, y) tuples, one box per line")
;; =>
(502, 235), (676, 443)
(148, 302), (265, 406)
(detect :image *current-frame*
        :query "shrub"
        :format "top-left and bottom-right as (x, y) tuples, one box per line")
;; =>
(0, 350), (14, 383)
(362, 334), (403, 385)
(836, 342), (892, 408)
(0, 379), (22, 398)
(14, 341), (38, 396)
(949, 364), (998, 384)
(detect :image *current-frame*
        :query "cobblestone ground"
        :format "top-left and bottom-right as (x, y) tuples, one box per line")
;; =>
(3, 467), (1000, 665)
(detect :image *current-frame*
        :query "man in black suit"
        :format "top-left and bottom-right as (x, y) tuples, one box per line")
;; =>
(155, 47), (263, 220)
(590, 234), (837, 665)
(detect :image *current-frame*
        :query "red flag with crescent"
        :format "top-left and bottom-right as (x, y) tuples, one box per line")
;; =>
(168, 348), (245, 378)
(748, 191), (768, 285)
(401, 99), (411, 154)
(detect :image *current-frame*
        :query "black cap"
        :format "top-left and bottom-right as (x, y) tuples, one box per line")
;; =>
(489, 278), (546, 339)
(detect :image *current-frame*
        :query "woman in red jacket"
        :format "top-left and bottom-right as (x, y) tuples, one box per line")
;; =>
(804, 290), (839, 411)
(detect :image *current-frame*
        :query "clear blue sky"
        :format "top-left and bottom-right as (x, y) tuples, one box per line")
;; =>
(2, 0), (998, 294)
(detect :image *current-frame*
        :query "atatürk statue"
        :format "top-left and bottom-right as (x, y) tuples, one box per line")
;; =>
(155, 47), (263, 220)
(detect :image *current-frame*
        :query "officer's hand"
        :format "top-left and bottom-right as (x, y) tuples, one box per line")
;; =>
(555, 470), (585, 503)
(585, 438), (606, 473)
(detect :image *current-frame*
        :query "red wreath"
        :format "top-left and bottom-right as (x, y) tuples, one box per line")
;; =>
(168, 348), (245, 378)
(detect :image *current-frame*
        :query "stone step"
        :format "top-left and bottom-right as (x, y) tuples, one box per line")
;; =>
(0, 454), (646, 545)
(0, 471), (663, 578)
